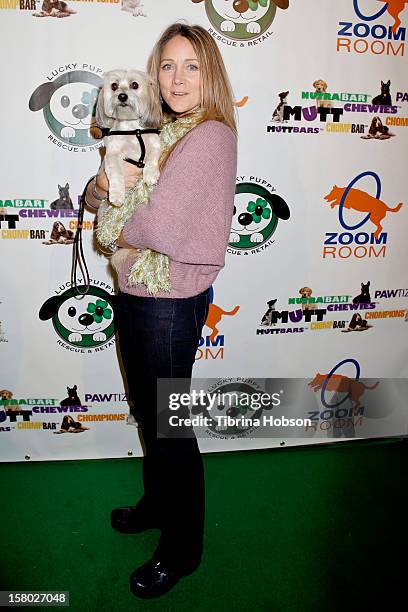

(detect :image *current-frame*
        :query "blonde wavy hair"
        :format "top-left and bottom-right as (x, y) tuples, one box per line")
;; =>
(147, 22), (237, 166)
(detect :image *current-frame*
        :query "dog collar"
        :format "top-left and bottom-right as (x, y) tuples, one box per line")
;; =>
(101, 127), (160, 168)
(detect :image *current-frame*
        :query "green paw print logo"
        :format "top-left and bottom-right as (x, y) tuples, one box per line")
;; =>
(248, 0), (269, 9)
(247, 198), (271, 223)
(87, 299), (112, 324)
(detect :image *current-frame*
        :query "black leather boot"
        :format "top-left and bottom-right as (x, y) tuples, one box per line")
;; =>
(110, 505), (160, 533)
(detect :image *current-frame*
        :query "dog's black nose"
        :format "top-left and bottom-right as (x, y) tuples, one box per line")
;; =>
(118, 93), (128, 103)
(238, 212), (254, 227)
(78, 313), (94, 327)
(233, 0), (249, 14)
(72, 104), (89, 119)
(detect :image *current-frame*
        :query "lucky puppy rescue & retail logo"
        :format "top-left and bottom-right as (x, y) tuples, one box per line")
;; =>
(227, 177), (290, 255)
(191, 0), (289, 46)
(29, 64), (103, 151)
(39, 282), (116, 353)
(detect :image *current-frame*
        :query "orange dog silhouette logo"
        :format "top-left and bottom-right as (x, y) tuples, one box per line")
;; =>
(378, 0), (408, 33)
(205, 304), (240, 342)
(324, 185), (403, 238)
(309, 372), (379, 411)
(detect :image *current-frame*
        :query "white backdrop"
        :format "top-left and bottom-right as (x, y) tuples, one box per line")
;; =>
(1, 0), (407, 461)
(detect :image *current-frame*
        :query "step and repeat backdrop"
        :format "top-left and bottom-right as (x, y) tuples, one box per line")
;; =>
(1, 0), (408, 461)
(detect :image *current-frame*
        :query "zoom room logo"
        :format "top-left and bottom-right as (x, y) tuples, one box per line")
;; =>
(29, 65), (103, 151)
(191, 0), (289, 45)
(322, 171), (403, 259)
(306, 358), (378, 434)
(337, 0), (407, 56)
(228, 179), (290, 255)
(39, 283), (116, 352)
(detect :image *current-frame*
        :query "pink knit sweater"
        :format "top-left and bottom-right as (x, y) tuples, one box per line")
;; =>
(120, 119), (237, 298)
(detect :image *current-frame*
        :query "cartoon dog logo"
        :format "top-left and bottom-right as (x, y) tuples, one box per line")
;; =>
(29, 70), (103, 147)
(229, 182), (290, 249)
(192, 0), (289, 40)
(39, 285), (115, 348)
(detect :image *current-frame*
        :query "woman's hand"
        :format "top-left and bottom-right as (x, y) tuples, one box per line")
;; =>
(96, 162), (143, 194)
(116, 231), (137, 250)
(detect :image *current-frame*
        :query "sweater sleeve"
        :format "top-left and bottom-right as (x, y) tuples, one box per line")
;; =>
(122, 120), (237, 266)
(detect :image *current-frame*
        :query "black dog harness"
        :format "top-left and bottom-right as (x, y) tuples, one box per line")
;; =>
(101, 127), (160, 168)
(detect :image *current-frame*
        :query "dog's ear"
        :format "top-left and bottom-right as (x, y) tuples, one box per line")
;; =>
(273, 0), (289, 8)
(39, 295), (63, 321)
(312, 80), (318, 88)
(264, 193), (290, 221)
(95, 86), (114, 129)
(386, 80), (390, 86)
(65, 183), (69, 189)
(299, 287), (305, 295)
(29, 81), (58, 111)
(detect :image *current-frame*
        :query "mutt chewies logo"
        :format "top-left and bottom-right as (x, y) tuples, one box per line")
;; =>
(322, 171), (403, 259)
(228, 179), (290, 255)
(39, 284), (115, 351)
(337, 0), (407, 57)
(191, 0), (289, 45)
(29, 65), (103, 151)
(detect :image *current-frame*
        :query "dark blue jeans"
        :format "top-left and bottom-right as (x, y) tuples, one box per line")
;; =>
(116, 287), (210, 573)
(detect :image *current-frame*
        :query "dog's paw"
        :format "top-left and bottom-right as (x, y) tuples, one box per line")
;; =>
(126, 414), (139, 427)
(108, 188), (125, 207)
(61, 126), (75, 138)
(247, 21), (261, 34)
(229, 232), (240, 243)
(93, 332), (107, 342)
(221, 20), (235, 32)
(250, 232), (264, 243)
(68, 332), (82, 343)
(143, 166), (160, 186)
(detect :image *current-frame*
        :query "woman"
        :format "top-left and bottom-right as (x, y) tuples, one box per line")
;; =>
(85, 22), (237, 599)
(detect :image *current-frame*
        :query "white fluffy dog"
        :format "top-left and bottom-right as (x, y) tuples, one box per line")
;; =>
(95, 69), (162, 208)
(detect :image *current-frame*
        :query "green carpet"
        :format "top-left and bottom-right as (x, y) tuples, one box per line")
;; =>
(0, 439), (406, 611)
